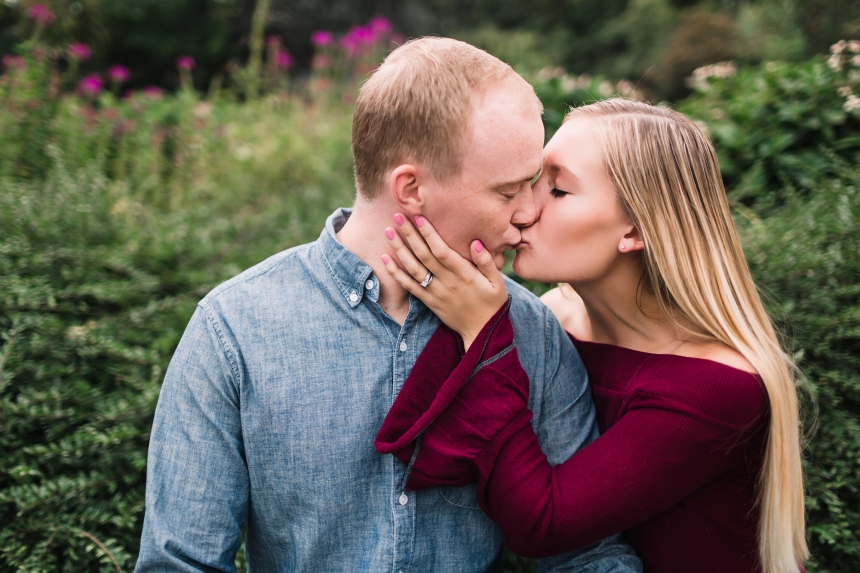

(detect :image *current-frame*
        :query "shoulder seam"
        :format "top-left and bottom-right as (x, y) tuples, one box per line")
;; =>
(206, 243), (314, 301)
(197, 300), (243, 391)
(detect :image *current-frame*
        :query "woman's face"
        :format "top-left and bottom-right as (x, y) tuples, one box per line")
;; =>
(513, 118), (637, 284)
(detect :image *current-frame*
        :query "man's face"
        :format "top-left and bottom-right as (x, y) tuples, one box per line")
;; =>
(420, 86), (545, 269)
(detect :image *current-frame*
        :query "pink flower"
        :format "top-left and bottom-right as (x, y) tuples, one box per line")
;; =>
(175, 56), (195, 70)
(267, 35), (282, 47)
(368, 16), (392, 37)
(339, 35), (358, 58)
(29, 4), (54, 25)
(350, 25), (375, 45)
(277, 51), (293, 69)
(2, 55), (24, 70)
(108, 65), (130, 83)
(311, 30), (333, 46)
(142, 86), (163, 98)
(67, 42), (91, 62)
(78, 74), (102, 97)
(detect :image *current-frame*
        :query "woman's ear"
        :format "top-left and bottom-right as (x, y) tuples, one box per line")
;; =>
(389, 164), (426, 214)
(619, 225), (645, 253)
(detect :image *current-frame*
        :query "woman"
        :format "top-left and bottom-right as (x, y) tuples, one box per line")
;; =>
(374, 99), (808, 573)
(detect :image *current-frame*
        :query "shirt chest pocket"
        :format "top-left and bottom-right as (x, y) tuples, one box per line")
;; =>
(437, 484), (481, 509)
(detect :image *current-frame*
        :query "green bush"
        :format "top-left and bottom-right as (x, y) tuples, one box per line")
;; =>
(0, 32), (858, 573)
(679, 48), (860, 209)
(737, 159), (860, 572)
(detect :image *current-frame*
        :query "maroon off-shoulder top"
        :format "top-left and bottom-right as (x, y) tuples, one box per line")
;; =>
(376, 302), (773, 573)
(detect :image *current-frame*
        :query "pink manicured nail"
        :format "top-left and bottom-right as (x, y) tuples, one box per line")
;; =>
(385, 228), (395, 240)
(381, 254), (390, 264)
(473, 240), (484, 253)
(393, 213), (404, 226)
(414, 216), (424, 228)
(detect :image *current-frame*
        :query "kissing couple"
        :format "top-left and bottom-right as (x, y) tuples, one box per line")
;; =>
(136, 37), (808, 573)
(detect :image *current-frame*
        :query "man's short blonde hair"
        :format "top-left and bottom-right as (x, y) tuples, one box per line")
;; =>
(351, 37), (543, 199)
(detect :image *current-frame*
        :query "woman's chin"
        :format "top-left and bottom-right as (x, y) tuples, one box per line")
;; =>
(512, 252), (539, 281)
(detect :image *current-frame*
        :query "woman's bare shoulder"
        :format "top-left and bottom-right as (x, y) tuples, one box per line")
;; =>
(677, 341), (758, 375)
(540, 286), (592, 340)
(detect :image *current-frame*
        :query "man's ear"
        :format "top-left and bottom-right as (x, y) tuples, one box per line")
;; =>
(620, 225), (646, 253)
(388, 164), (426, 214)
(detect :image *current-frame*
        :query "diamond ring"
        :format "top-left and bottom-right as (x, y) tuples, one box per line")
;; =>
(419, 271), (433, 288)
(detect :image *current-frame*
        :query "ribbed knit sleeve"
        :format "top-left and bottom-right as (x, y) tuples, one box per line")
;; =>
(474, 384), (765, 557)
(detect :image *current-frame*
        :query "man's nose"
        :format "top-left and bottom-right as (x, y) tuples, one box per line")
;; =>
(511, 185), (537, 228)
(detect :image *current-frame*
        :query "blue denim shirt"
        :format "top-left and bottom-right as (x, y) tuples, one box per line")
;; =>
(136, 209), (642, 573)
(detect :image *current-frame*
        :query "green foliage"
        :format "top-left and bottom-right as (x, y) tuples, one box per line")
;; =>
(1, 27), (859, 573)
(736, 159), (860, 572)
(679, 53), (860, 209)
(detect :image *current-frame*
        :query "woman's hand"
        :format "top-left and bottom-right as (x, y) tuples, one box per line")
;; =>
(382, 214), (509, 351)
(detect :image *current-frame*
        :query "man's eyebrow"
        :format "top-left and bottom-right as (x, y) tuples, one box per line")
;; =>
(490, 168), (543, 190)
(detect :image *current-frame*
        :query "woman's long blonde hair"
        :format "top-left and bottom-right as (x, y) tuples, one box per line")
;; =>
(565, 99), (808, 573)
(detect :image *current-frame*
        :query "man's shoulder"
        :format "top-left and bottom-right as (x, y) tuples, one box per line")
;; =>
(502, 275), (551, 326)
(200, 241), (317, 312)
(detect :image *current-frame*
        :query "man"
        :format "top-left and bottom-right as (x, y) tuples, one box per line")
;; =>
(136, 38), (642, 573)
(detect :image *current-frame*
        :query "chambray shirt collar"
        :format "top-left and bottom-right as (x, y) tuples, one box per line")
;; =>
(318, 208), (380, 308)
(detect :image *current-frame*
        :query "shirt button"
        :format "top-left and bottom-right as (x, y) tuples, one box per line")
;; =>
(349, 291), (358, 303)
(365, 279), (374, 290)
(399, 340), (407, 352)
(399, 493), (408, 506)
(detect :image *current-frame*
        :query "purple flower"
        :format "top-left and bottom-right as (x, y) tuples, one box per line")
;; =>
(67, 42), (91, 62)
(29, 4), (54, 25)
(78, 73), (102, 97)
(368, 16), (392, 37)
(142, 86), (163, 98)
(267, 34), (282, 47)
(311, 30), (333, 46)
(277, 51), (293, 69)
(108, 65), (130, 84)
(2, 55), (25, 70)
(175, 56), (195, 70)
(350, 25), (375, 44)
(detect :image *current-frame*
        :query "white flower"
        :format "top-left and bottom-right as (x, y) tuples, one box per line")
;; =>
(829, 54), (843, 72)
(691, 61), (737, 81)
(598, 81), (613, 97)
(831, 40), (847, 55)
(849, 40), (860, 53)
(711, 107), (725, 119)
(561, 76), (579, 93)
(844, 95), (860, 112)
(838, 86), (853, 97)
(852, 55), (860, 67)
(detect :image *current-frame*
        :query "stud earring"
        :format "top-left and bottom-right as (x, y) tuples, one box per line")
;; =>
(621, 245), (626, 250)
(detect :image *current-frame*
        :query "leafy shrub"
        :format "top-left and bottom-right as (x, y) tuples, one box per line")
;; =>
(679, 47), (860, 209)
(737, 159), (860, 572)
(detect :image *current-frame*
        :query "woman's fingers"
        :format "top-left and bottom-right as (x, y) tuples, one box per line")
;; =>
(385, 226), (432, 284)
(470, 239), (504, 288)
(410, 215), (472, 276)
(392, 214), (450, 277)
(381, 254), (433, 305)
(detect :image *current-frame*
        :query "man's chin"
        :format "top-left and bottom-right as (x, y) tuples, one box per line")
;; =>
(492, 252), (507, 270)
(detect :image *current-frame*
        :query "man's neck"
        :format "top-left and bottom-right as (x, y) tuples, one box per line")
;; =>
(336, 197), (412, 324)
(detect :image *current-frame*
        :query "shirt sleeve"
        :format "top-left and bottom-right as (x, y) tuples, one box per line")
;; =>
(135, 305), (248, 573)
(476, 385), (763, 558)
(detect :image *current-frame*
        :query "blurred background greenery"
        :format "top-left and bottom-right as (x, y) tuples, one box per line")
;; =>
(0, 0), (858, 572)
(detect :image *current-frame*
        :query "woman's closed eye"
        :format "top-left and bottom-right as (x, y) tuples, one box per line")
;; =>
(549, 187), (568, 198)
